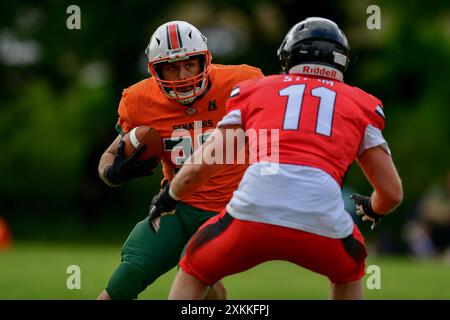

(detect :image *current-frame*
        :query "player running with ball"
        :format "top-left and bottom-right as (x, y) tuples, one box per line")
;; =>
(97, 20), (263, 300)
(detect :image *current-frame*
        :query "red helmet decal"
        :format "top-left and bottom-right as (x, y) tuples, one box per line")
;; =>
(167, 23), (182, 49)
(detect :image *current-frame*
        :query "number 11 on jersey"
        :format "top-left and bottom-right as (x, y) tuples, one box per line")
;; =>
(279, 84), (336, 136)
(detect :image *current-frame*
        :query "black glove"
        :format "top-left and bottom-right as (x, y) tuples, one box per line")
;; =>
(104, 139), (159, 186)
(350, 193), (383, 230)
(148, 183), (178, 233)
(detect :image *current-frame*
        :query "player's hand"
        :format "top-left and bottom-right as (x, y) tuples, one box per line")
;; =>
(104, 139), (159, 186)
(350, 193), (383, 230)
(148, 183), (178, 233)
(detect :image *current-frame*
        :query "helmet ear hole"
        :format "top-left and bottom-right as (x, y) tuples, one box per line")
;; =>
(198, 54), (205, 71)
(153, 63), (163, 79)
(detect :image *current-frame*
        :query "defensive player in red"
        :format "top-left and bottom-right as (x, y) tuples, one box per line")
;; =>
(97, 20), (263, 300)
(149, 17), (403, 299)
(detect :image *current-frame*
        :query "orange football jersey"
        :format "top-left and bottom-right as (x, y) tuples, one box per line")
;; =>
(115, 64), (264, 212)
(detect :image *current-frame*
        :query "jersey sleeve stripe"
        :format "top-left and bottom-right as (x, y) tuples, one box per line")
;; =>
(230, 86), (240, 97)
(217, 109), (242, 127)
(375, 104), (385, 119)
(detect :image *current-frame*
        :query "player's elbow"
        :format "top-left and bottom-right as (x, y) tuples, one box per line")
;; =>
(392, 177), (404, 205)
(387, 191), (403, 212)
(392, 184), (404, 207)
(176, 163), (213, 188)
(193, 163), (217, 181)
(185, 164), (204, 181)
(392, 186), (403, 207)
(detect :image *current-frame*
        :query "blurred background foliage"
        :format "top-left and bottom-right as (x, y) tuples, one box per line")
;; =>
(0, 0), (449, 249)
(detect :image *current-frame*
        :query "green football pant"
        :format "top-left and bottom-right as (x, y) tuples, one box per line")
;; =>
(105, 202), (217, 300)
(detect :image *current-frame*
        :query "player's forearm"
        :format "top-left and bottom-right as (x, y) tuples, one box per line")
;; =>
(98, 152), (115, 181)
(368, 165), (403, 215)
(171, 128), (227, 198)
(358, 146), (403, 215)
(98, 135), (121, 181)
(170, 162), (217, 199)
(370, 185), (403, 215)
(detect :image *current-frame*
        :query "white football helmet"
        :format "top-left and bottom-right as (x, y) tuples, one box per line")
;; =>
(145, 21), (212, 104)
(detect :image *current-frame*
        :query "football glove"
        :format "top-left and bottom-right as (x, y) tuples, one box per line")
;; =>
(104, 139), (159, 187)
(350, 193), (383, 230)
(148, 183), (177, 233)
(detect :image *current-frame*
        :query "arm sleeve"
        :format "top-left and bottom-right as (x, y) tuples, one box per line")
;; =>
(358, 124), (391, 156)
(223, 83), (252, 129)
(217, 109), (242, 127)
(368, 102), (386, 131)
(245, 66), (265, 79)
(358, 97), (390, 156)
(115, 89), (134, 136)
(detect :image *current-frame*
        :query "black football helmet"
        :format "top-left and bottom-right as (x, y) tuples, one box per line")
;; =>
(277, 17), (350, 75)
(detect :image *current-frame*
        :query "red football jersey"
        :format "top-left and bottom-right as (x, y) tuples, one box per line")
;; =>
(225, 74), (386, 185)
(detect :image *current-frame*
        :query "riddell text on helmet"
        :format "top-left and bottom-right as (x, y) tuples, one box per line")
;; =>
(302, 65), (337, 78)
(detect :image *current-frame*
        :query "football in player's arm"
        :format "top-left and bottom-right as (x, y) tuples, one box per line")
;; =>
(149, 17), (403, 300)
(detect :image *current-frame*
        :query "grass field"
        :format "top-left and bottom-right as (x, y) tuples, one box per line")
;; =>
(0, 242), (449, 300)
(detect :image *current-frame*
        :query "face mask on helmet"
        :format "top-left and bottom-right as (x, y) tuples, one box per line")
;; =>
(277, 17), (350, 81)
(145, 21), (212, 104)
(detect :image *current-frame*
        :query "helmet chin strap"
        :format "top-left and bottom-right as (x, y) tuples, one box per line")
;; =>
(168, 77), (208, 104)
(167, 86), (200, 104)
(178, 96), (196, 105)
